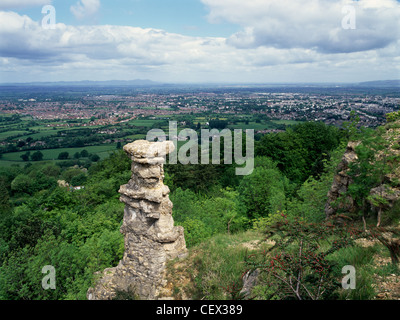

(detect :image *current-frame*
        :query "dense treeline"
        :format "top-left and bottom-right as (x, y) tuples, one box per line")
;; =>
(0, 152), (131, 299)
(0, 120), (371, 300)
(256, 121), (342, 184)
(166, 121), (345, 247)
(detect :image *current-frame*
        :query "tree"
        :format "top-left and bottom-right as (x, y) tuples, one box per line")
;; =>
(11, 174), (34, 195)
(20, 152), (30, 162)
(256, 122), (341, 184)
(72, 138), (84, 147)
(90, 154), (100, 162)
(39, 163), (61, 178)
(80, 150), (89, 158)
(286, 145), (345, 223)
(165, 162), (221, 193)
(30, 151), (43, 162)
(0, 178), (10, 212)
(73, 152), (81, 159)
(70, 173), (87, 187)
(346, 127), (393, 226)
(238, 162), (286, 219)
(62, 168), (83, 184)
(367, 191), (389, 227)
(386, 110), (400, 123)
(209, 119), (228, 130)
(58, 152), (69, 160)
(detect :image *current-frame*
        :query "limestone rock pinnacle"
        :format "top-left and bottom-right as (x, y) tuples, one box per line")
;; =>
(87, 140), (187, 300)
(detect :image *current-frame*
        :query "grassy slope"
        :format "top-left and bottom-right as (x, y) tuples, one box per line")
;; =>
(161, 222), (399, 300)
(160, 230), (266, 300)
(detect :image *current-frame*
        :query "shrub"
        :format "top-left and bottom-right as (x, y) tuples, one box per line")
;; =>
(246, 215), (363, 300)
(177, 218), (212, 247)
(238, 166), (286, 219)
(386, 111), (400, 123)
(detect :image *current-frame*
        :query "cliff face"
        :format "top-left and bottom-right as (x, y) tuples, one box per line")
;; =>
(87, 140), (187, 300)
(325, 120), (400, 220)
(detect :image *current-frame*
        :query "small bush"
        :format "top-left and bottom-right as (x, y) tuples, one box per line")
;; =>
(113, 287), (140, 300)
(386, 111), (400, 123)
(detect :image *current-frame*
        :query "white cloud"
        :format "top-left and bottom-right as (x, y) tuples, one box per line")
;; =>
(201, 0), (400, 54)
(70, 0), (101, 20)
(0, 10), (398, 83)
(0, 0), (51, 10)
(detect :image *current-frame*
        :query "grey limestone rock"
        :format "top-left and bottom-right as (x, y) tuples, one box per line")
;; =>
(87, 140), (187, 300)
(325, 141), (361, 218)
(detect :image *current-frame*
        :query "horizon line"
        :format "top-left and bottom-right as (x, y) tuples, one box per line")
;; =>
(1, 79), (399, 86)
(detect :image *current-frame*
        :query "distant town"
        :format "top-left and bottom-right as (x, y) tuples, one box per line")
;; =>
(2, 86), (399, 127)
(0, 83), (398, 167)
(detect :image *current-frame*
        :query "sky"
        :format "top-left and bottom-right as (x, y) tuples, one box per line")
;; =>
(0, 0), (399, 84)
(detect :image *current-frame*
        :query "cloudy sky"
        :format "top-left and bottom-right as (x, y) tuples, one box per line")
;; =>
(0, 0), (399, 83)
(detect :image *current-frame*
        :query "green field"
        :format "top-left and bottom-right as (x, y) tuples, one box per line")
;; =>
(125, 134), (146, 140)
(0, 144), (118, 167)
(129, 119), (164, 127)
(271, 120), (303, 125)
(0, 130), (30, 139)
(23, 130), (58, 140)
(228, 122), (274, 130)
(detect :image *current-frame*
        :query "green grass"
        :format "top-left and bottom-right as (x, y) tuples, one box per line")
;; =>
(4, 124), (107, 141)
(125, 134), (146, 140)
(20, 116), (33, 121)
(186, 229), (382, 301)
(0, 130), (30, 139)
(271, 120), (303, 126)
(187, 230), (265, 300)
(128, 119), (164, 127)
(23, 130), (59, 140)
(228, 122), (275, 130)
(328, 244), (379, 300)
(1, 144), (118, 163)
(374, 262), (400, 277)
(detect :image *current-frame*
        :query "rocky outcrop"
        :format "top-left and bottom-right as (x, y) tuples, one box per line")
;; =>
(87, 140), (187, 300)
(369, 185), (400, 207)
(240, 269), (259, 299)
(325, 141), (361, 218)
(326, 119), (400, 219)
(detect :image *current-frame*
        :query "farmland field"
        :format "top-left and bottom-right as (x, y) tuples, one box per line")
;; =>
(0, 144), (118, 166)
(128, 119), (165, 127)
(0, 130), (30, 139)
(228, 122), (276, 130)
(271, 120), (303, 126)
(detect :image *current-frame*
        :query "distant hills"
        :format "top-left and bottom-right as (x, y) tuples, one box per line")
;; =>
(0, 79), (399, 88)
(357, 80), (400, 87)
(0, 79), (162, 87)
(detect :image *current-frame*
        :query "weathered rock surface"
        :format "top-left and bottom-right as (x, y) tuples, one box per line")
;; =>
(326, 120), (400, 219)
(87, 140), (187, 300)
(368, 185), (400, 212)
(240, 269), (259, 299)
(325, 141), (361, 218)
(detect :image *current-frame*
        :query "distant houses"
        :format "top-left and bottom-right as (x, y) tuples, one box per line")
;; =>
(57, 179), (85, 191)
